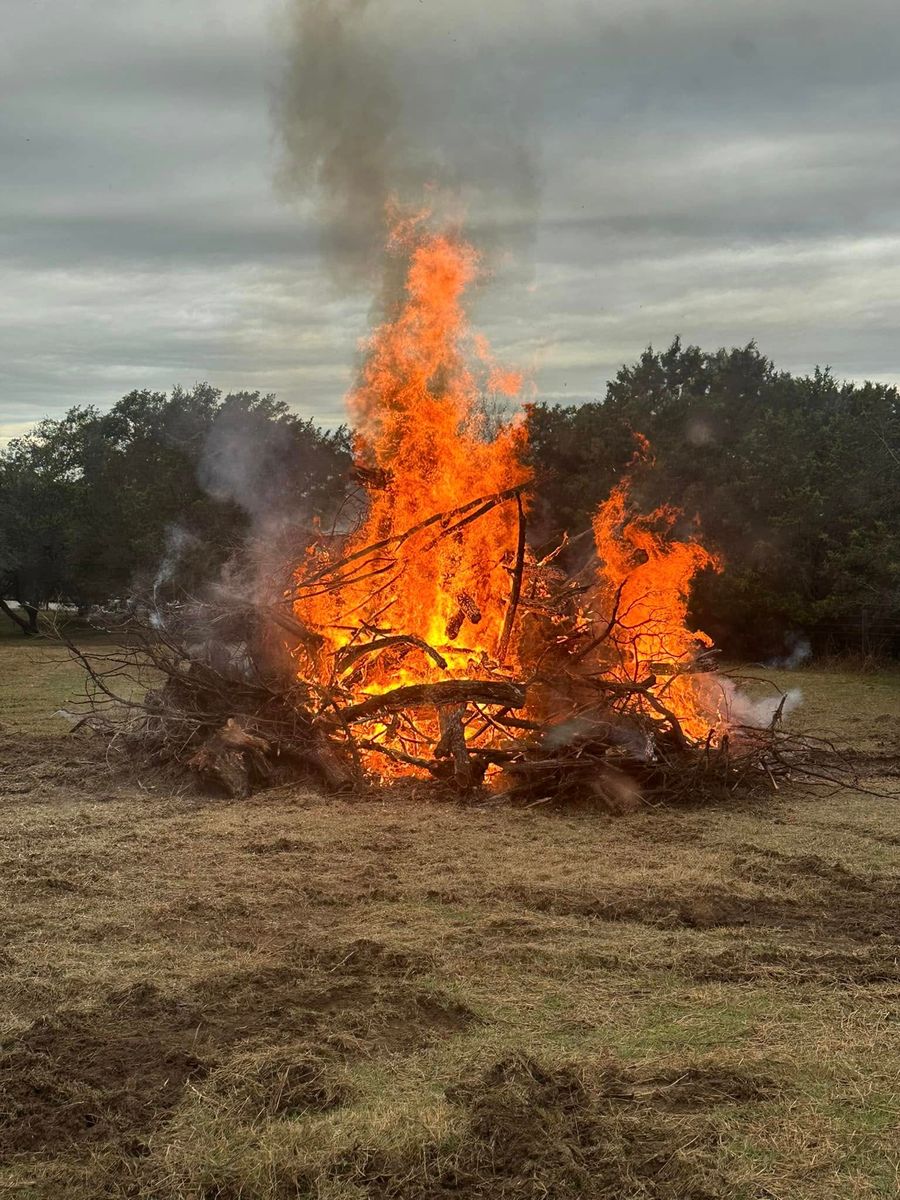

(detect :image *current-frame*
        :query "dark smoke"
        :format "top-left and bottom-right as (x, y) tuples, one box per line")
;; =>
(273, 0), (541, 285)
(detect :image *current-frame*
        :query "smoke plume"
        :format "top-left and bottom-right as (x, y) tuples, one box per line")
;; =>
(153, 524), (201, 601)
(198, 403), (304, 528)
(722, 679), (803, 728)
(273, 0), (541, 285)
(197, 399), (342, 605)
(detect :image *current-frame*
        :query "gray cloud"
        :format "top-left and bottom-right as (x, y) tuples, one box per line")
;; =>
(3, 0), (900, 441)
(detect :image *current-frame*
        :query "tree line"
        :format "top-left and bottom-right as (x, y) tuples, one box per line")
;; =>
(0, 384), (350, 633)
(2, 341), (898, 657)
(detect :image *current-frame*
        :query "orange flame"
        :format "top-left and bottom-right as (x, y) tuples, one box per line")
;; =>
(294, 222), (530, 715)
(590, 442), (725, 742)
(292, 220), (726, 775)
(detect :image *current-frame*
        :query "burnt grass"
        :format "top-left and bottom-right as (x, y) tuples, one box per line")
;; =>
(1, 682), (899, 1199)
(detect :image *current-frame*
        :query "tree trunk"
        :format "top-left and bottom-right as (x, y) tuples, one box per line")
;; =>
(0, 598), (37, 636)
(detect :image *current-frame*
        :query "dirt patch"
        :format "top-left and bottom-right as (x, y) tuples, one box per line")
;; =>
(0, 940), (472, 1156)
(196, 1055), (766, 1199)
(423, 1053), (742, 1199)
(730, 846), (880, 891)
(618, 1064), (777, 1110)
(0, 981), (207, 1155)
(505, 882), (796, 931)
(308, 936), (434, 978)
(0, 732), (118, 803)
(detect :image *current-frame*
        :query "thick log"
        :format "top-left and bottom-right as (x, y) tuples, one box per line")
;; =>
(188, 718), (272, 798)
(187, 717), (352, 797)
(274, 724), (356, 791)
(336, 679), (526, 723)
(457, 592), (482, 623)
(435, 705), (476, 789)
(445, 593), (482, 640)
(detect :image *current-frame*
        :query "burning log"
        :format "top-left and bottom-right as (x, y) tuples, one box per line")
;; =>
(351, 463), (393, 490)
(335, 679), (526, 724)
(335, 635), (448, 675)
(445, 592), (482, 640)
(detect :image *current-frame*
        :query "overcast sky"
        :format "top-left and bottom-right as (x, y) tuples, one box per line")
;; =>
(4, 0), (900, 441)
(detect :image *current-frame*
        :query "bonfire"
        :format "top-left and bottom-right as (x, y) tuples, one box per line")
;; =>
(69, 218), (835, 805)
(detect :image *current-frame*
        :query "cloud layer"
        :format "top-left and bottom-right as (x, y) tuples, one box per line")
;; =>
(4, 0), (900, 439)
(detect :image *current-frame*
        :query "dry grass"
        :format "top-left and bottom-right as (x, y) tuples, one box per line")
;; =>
(0, 634), (99, 734)
(0, 644), (898, 1198)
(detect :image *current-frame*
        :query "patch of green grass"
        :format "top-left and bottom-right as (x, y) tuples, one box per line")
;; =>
(0, 639), (94, 734)
(606, 994), (778, 1056)
(720, 1094), (900, 1200)
(0, 633), (149, 735)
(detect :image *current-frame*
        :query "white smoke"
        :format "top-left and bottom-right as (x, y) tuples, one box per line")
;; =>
(719, 676), (803, 729)
(766, 634), (812, 670)
(197, 403), (303, 530)
(153, 524), (201, 601)
(542, 713), (655, 761)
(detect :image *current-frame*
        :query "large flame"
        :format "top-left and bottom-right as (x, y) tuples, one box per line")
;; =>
(294, 222), (530, 699)
(291, 221), (726, 775)
(590, 443), (725, 741)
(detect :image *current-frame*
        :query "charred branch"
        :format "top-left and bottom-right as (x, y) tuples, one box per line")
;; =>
(335, 635), (448, 675)
(351, 463), (393, 490)
(291, 483), (527, 596)
(335, 679), (526, 723)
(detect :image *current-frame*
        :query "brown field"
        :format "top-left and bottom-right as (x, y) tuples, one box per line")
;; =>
(0, 635), (898, 1199)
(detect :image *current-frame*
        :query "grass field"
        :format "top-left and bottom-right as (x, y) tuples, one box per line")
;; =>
(0, 636), (898, 1198)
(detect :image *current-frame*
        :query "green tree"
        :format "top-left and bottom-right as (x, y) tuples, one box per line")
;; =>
(0, 384), (351, 630)
(528, 339), (900, 658)
(0, 409), (92, 633)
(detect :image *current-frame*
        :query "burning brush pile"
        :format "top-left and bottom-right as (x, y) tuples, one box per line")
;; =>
(72, 222), (830, 807)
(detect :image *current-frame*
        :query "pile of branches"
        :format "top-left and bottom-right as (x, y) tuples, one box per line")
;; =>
(64, 487), (864, 806)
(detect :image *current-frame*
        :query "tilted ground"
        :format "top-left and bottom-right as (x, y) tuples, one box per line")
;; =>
(0, 636), (898, 1198)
